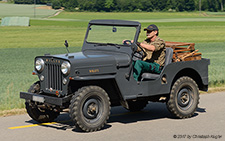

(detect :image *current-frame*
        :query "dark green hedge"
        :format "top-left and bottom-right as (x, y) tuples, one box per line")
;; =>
(14, 0), (50, 4)
(14, 0), (225, 12)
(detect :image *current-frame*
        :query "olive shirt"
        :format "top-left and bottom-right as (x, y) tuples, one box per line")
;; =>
(137, 36), (166, 66)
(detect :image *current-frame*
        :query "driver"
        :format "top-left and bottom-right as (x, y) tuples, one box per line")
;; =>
(133, 24), (166, 81)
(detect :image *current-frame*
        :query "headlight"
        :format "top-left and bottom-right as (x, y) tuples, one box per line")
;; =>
(61, 61), (71, 75)
(35, 58), (44, 72)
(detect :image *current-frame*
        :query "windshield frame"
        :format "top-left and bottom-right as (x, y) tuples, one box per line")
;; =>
(82, 20), (141, 51)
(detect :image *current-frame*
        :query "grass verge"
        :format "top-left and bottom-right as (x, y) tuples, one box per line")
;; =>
(0, 108), (26, 117)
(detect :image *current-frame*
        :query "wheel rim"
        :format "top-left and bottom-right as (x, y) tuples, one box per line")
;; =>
(177, 87), (193, 111)
(82, 96), (103, 123)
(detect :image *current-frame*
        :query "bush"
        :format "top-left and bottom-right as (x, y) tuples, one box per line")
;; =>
(14, 0), (33, 4)
(14, 0), (51, 4)
(52, 0), (61, 9)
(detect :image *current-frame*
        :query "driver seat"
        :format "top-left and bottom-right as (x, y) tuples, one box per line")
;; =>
(141, 47), (173, 81)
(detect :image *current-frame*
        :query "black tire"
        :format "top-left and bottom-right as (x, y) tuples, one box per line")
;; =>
(69, 86), (111, 132)
(126, 100), (148, 112)
(25, 81), (60, 123)
(166, 76), (199, 119)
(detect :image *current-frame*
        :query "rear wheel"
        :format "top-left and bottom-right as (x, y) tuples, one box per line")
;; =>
(166, 77), (199, 118)
(69, 86), (111, 132)
(25, 81), (60, 123)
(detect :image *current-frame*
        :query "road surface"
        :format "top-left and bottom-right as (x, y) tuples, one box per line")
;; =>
(0, 92), (224, 141)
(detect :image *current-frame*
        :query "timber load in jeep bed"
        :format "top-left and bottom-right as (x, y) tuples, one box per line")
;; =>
(165, 41), (202, 62)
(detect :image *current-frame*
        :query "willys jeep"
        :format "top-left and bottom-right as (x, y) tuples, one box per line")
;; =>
(20, 20), (210, 132)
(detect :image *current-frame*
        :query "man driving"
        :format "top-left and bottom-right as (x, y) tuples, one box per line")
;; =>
(133, 24), (166, 81)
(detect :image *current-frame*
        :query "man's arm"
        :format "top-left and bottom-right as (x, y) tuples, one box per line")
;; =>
(131, 40), (155, 52)
(138, 42), (155, 51)
(138, 39), (165, 52)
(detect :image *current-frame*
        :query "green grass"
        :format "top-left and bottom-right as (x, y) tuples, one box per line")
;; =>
(206, 12), (225, 16)
(0, 21), (87, 48)
(0, 3), (59, 18)
(140, 22), (225, 43)
(196, 42), (225, 86)
(52, 11), (222, 20)
(0, 10), (225, 111)
(1, 20), (225, 49)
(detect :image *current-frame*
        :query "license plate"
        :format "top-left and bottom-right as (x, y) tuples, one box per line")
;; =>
(32, 95), (45, 103)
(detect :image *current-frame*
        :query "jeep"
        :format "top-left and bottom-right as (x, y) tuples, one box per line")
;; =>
(20, 20), (210, 132)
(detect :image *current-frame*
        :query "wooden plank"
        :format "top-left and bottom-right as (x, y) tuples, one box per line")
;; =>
(184, 55), (201, 61)
(165, 41), (195, 50)
(173, 49), (192, 53)
(174, 50), (199, 62)
(165, 41), (195, 46)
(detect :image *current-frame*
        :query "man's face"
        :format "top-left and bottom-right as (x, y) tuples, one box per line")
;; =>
(146, 30), (157, 39)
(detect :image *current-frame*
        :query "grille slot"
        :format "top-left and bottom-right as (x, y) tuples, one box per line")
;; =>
(46, 63), (62, 91)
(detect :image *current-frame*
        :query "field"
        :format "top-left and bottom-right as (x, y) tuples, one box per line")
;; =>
(0, 4), (225, 111)
(0, 3), (59, 18)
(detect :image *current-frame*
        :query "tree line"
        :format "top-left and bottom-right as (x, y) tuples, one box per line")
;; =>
(13, 0), (225, 12)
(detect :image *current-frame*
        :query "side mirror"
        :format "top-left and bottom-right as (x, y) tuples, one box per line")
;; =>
(112, 27), (117, 32)
(64, 40), (69, 48)
(64, 40), (70, 55)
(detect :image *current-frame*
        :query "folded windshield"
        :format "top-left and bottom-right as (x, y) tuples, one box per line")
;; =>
(87, 25), (137, 45)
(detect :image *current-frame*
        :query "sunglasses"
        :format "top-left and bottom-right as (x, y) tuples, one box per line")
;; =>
(146, 30), (154, 33)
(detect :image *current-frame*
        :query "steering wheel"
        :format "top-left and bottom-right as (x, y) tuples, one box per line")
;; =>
(123, 40), (132, 45)
(132, 43), (147, 60)
(123, 40), (147, 60)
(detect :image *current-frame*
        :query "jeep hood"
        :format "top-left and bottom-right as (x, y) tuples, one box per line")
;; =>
(51, 50), (130, 76)
(53, 50), (130, 67)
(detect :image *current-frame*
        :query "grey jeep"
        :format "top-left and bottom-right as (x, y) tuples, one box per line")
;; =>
(20, 20), (210, 132)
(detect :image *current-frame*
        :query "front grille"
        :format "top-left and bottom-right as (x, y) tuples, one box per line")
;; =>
(46, 63), (62, 91)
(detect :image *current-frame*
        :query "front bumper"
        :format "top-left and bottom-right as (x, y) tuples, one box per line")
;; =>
(20, 92), (72, 106)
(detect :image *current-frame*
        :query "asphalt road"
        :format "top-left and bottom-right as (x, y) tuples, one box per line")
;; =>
(0, 92), (224, 141)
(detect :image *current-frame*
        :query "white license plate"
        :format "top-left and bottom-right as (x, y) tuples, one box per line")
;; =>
(32, 95), (45, 103)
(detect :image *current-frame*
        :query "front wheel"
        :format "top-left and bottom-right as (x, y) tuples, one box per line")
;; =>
(69, 86), (111, 132)
(166, 77), (199, 118)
